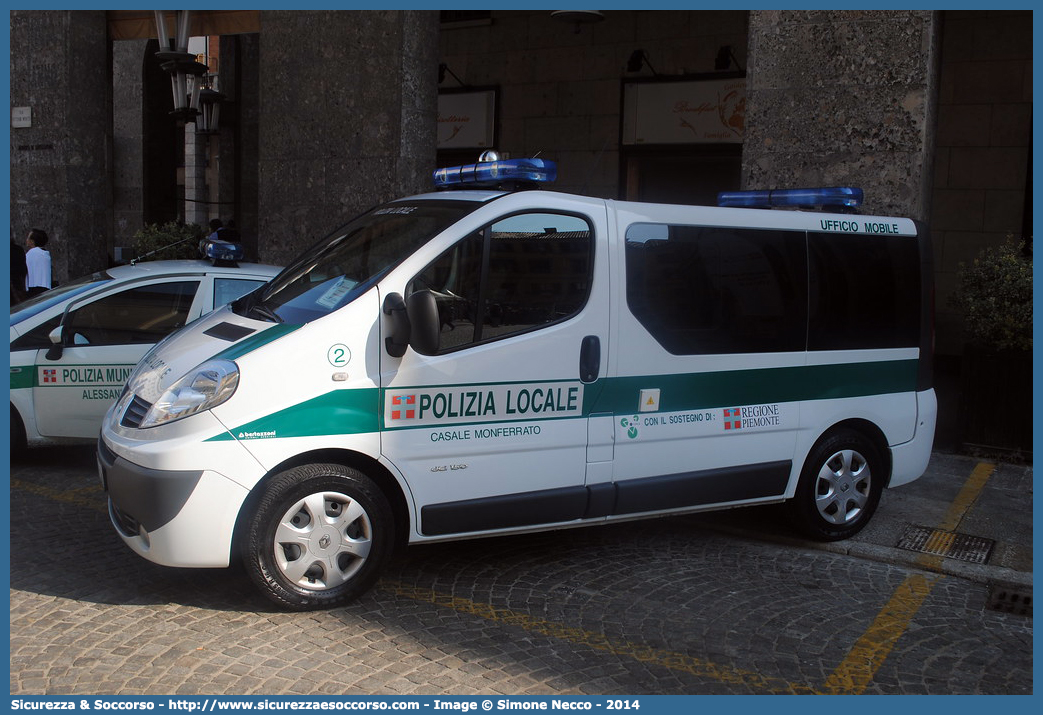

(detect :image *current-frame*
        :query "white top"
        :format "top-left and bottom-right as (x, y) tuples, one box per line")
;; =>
(25, 246), (51, 290)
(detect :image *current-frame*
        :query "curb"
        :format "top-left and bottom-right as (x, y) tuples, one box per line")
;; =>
(706, 523), (1034, 590)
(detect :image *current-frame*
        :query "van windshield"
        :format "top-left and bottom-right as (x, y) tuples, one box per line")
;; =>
(237, 201), (477, 324)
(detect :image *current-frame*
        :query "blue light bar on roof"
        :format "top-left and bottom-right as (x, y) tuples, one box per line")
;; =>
(433, 158), (557, 189)
(204, 238), (244, 264)
(717, 187), (864, 210)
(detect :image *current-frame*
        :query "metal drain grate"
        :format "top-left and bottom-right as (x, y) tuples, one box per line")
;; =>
(987, 587), (1033, 617)
(895, 525), (994, 564)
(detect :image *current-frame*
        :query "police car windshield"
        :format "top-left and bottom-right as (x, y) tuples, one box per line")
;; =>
(10, 270), (113, 326)
(242, 202), (476, 324)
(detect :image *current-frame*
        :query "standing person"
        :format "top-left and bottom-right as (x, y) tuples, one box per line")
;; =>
(25, 228), (52, 297)
(11, 238), (27, 304)
(206, 218), (224, 241)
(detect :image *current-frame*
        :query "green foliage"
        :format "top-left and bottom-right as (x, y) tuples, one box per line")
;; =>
(951, 238), (1033, 351)
(132, 222), (204, 262)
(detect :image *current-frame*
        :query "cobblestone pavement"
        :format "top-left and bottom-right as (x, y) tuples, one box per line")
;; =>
(9, 446), (1033, 695)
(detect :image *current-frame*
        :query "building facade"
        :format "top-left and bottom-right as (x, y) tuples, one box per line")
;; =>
(9, 10), (1033, 359)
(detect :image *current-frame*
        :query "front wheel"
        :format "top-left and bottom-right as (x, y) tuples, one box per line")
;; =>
(242, 463), (394, 610)
(10, 405), (27, 456)
(786, 429), (885, 541)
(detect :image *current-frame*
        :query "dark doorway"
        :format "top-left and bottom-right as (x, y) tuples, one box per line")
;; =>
(622, 145), (742, 207)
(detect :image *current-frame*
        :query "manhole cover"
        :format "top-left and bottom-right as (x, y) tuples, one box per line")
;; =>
(987, 587), (1033, 617)
(896, 525), (994, 564)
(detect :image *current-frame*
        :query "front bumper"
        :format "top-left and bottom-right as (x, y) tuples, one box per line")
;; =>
(98, 436), (250, 568)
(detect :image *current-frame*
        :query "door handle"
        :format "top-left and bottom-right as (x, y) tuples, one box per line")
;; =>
(580, 335), (600, 383)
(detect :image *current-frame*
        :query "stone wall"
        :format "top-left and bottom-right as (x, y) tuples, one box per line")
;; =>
(216, 34), (261, 261)
(743, 11), (941, 221)
(256, 11), (439, 267)
(10, 11), (112, 284)
(111, 39), (148, 255)
(931, 11), (1033, 355)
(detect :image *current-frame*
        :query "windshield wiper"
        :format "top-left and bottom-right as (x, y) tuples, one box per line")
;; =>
(247, 303), (283, 323)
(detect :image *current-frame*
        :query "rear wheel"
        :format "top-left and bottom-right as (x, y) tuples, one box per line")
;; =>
(10, 405), (27, 456)
(786, 429), (884, 541)
(242, 463), (394, 610)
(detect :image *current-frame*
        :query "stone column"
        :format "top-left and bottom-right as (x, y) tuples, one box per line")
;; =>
(216, 33), (261, 262)
(256, 10), (439, 266)
(743, 11), (941, 221)
(112, 39), (149, 258)
(184, 124), (210, 227)
(10, 10), (112, 283)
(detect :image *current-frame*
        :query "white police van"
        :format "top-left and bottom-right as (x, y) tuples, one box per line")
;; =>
(11, 241), (280, 450)
(98, 157), (937, 610)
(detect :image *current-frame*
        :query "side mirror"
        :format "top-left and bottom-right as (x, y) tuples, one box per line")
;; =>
(45, 325), (64, 361)
(382, 292), (411, 358)
(406, 290), (440, 356)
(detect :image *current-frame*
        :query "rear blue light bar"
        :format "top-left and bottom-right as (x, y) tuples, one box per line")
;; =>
(717, 187), (863, 210)
(433, 158), (557, 189)
(204, 238), (244, 264)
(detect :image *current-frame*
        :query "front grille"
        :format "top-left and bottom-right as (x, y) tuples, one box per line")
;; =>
(121, 394), (152, 429)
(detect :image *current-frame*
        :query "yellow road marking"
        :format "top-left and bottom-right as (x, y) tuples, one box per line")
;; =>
(10, 478), (106, 513)
(819, 461), (996, 694)
(818, 572), (938, 694)
(12, 461), (998, 693)
(937, 462), (995, 533)
(382, 581), (814, 693)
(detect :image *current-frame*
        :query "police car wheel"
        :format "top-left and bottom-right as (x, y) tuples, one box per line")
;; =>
(10, 405), (27, 455)
(787, 429), (884, 542)
(243, 463), (394, 610)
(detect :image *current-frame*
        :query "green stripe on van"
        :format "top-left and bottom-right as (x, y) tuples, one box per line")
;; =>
(586, 359), (919, 414)
(208, 387), (380, 441)
(209, 359), (918, 442)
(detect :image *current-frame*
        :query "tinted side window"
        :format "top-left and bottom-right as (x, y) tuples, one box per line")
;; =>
(65, 281), (200, 346)
(625, 224), (807, 355)
(409, 213), (594, 353)
(808, 233), (920, 350)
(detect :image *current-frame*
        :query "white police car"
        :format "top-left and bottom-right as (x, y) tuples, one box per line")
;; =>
(10, 244), (280, 450)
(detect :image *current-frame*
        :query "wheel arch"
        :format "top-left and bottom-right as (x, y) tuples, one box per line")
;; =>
(806, 418), (893, 487)
(10, 402), (28, 453)
(231, 448), (413, 559)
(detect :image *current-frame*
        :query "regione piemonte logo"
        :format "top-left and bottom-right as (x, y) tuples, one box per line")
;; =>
(41, 368), (58, 384)
(390, 394), (416, 420)
(723, 407), (742, 430)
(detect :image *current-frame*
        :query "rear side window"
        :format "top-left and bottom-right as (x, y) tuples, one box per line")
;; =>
(808, 232), (920, 350)
(409, 212), (594, 353)
(625, 224), (807, 355)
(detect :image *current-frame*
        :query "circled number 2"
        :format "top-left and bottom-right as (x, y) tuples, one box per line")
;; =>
(327, 344), (351, 367)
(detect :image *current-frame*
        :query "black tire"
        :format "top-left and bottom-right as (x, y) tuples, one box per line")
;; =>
(786, 429), (885, 541)
(10, 405), (27, 457)
(242, 463), (394, 610)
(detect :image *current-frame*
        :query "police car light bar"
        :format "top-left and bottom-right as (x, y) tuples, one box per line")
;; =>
(433, 158), (557, 189)
(717, 187), (864, 210)
(204, 238), (244, 265)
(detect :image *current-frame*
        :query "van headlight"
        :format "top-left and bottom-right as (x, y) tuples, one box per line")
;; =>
(139, 359), (240, 429)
